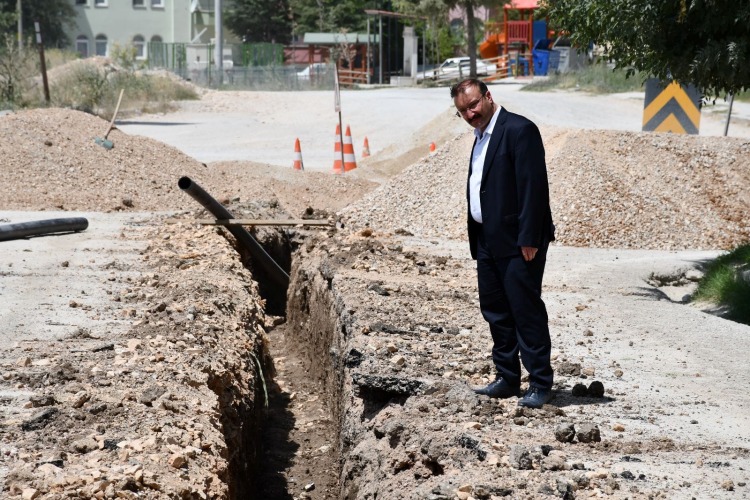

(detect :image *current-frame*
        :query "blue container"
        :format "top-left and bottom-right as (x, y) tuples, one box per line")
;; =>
(533, 49), (550, 75)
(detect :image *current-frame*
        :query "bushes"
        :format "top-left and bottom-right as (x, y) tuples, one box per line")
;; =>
(522, 61), (645, 94)
(0, 41), (198, 117)
(694, 244), (750, 325)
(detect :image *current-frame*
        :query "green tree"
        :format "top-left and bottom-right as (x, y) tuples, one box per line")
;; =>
(0, 0), (76, 48)
(289, 0), (375, 37)
(225, 0), (293, 43)
(395, 0), (490, 76)
(543, 0), (750, 98)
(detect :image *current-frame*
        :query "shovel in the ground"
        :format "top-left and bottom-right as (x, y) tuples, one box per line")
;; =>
(95, 88), (124, 149)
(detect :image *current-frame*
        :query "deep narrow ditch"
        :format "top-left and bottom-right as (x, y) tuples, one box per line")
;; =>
(238, 227), (341, 499)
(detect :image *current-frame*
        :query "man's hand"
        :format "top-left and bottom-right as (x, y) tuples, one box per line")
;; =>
(521, 246), (538, 262)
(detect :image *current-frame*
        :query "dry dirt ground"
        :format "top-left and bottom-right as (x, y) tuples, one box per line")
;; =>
(1, 82), (749, 500)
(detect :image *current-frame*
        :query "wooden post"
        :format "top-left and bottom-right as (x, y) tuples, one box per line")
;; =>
(34, 21), (50, 103)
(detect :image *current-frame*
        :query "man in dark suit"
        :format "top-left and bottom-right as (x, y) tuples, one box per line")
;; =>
(451, 78), (555, 409)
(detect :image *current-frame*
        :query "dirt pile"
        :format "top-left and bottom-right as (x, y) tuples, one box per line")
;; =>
(0, 108), (207, 212)
(342, 127), (750, 250)
(0, 108), (376, 218)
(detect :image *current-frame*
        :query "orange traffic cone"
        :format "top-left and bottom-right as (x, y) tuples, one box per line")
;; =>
(343, 125), (357, 172)
(292, 138), (304, 170)
(429, 142), (436, 152)
(332, 124), (344, 174)
(362, 136), (371, 157)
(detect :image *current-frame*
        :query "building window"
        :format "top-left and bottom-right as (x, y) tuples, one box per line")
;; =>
(133, 35), (146, 59)
(133, 0), (145, 7)
(152, 0), (164, 7)
(76, 35), (89, 57)
(94, 0), (107, 6)
(95, 35), (108, 56)
(151, 35), (163, 43)
(75, 0), (87, 5)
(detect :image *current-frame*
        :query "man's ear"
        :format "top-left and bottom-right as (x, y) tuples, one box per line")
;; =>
(485, 91), (493, 103)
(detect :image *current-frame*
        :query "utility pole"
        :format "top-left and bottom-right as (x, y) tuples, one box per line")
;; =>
(17, 0), (22, 49)
(34, 21), (50, 103)
(214, 0), (223, 86)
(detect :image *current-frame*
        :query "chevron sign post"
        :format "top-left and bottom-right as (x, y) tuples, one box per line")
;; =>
(642, 79), (702, 134)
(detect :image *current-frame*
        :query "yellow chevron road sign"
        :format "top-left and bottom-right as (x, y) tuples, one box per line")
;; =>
(642, 79), (702, 134)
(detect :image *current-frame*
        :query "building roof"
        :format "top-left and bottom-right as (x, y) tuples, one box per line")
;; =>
(303, 33), (379, 45)
(504, 0), (539, 9)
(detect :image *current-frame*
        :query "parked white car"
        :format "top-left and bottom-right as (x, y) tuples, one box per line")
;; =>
(296, 63), (328, 80)
(418, 57), (497, 81)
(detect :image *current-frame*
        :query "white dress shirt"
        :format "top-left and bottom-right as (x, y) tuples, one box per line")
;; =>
(469, 106), (502, 223)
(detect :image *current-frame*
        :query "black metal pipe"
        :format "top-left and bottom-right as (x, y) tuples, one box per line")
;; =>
(178, 176), (290, 290)
(0, 217), (88, 242)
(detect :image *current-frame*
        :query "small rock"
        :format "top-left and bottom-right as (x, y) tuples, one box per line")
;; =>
(612, 423), (625, 432)
(721, 480), (734, 491)
(16, 357), (32, 367)
(541, 453), (566, 471)
(508, 444), (533, 470)
(22, 489), (40, 500)
(168, 453), (187, 468)
(71, 437), (98, 454)
(555, 422), (576, 443)
(71, 391), (90, 409)
(587, 381), (605, 397)
(614, 369), (624, 378)
(303, 482), (315, 492)
(576, 422), (601, 443)
(571, 383), (588, 397)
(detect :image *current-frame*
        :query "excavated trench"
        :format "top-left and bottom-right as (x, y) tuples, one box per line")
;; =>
(228, 226), (344, 499)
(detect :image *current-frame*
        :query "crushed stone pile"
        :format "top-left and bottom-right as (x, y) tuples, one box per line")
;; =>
(342, 127), (750, 251)
(0, 108), (376, 217)
(0, 108), (208, 212)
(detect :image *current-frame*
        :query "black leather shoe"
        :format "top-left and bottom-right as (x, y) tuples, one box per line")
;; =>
(518, 387), (553, 408)
(473, 379), (521, 399)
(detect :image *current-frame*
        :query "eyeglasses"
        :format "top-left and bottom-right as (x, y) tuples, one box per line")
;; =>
(455, 93), (486, 117)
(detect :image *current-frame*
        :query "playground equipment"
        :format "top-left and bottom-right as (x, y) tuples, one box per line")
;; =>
(478, 0), (549, 76)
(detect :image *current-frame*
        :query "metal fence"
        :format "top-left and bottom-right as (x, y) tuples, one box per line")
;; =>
(179, 65), (337, 90)
(146, 42), (342, 90)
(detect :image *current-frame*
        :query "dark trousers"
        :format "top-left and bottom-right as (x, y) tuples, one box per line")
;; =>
(476, 232), (553, 389)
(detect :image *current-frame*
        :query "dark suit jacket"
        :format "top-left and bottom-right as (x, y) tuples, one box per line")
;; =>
(467, 108), (555, 260)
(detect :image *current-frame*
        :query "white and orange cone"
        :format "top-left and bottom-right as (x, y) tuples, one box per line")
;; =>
(332, 124), (344, 174)
(362, 136), (371, 157)
(292, 138), (304, 170)
(343, 125), (357, 172)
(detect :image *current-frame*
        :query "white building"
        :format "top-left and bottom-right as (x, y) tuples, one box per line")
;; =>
(67, 0), (219, 60)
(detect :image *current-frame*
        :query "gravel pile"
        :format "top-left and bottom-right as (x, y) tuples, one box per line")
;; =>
(0, 108), (376, 217)
(0, 108), (207, 212)
(343, 127), (750, 250)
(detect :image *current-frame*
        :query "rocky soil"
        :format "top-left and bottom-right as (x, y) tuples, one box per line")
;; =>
(1, 88), (749, 500)
(342, 127), (750, 251)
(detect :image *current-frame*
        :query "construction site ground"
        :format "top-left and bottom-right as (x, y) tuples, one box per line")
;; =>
(1, 81), (749, 500)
